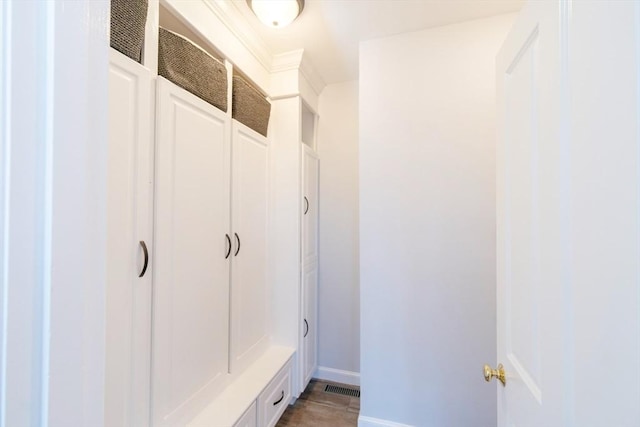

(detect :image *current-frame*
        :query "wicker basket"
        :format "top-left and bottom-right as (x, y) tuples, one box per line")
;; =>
(110, 0), (148, 63)
(158, 28), (228, 112)
(232, 76), (271, 137)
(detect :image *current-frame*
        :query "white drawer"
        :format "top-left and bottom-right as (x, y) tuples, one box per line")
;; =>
(233, 401), (257, 427)
(257, 362), (291, 427)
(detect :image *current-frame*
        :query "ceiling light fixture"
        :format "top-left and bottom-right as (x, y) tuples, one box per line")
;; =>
(247, 0), (305, 28)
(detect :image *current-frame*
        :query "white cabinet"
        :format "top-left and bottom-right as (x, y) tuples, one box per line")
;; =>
(151, 77), (272, 425)
(300, 145), (319, 390)
(302, 146), (319, 265)
(152, 77), (231, 426)
(258, 363), (292, 427)
(301, 263), (318, 387)
(230, 121), (271, 374)
(105, 49), (154, 427)
(269, 96), (321, 397)
(108, 6), (304, 424)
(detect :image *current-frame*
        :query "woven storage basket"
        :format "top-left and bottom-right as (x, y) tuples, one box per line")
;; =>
(110, 0), (148, 63)
(232, 76), (271, 137)
(158, 28), (228, 112)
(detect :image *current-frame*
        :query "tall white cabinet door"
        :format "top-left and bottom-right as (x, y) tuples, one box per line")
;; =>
(106, 50), (154, 427)
(230, 121), (270, 374)
(300, 145), (319, 390)
(153, 77), (231, 426)
(302, 146), (319, 265)
(302, 262), (318, 387)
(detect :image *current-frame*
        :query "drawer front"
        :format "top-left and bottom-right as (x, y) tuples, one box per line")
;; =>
(258, 363), (292, 427)
(234, 401), (257, 427)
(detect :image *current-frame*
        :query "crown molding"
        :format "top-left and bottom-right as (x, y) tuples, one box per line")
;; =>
(271, 49), (325, 96)
(271, 49), (304, 72)
(192, 1), (326, 96)
(202, 0), (273, 72)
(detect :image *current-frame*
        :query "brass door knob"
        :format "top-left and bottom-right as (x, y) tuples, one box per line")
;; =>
(483, 363), (506, 386)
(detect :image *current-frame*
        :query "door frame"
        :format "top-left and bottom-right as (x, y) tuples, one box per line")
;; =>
(0, 1), (109, 425)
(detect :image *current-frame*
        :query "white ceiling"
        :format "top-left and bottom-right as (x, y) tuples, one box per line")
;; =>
(231, 0), (524, 85)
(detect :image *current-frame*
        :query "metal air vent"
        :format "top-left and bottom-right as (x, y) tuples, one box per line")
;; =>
(324, 384), (360, 398)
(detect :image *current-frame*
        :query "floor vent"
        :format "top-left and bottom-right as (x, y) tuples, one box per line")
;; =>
(324, 384), (361, 398)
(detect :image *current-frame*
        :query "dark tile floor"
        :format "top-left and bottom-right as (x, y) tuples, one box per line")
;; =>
(276, 380), (360, 427)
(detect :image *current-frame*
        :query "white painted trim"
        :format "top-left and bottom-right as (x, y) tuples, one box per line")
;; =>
(0, 1), (9, 423)
(0, 2), (55, 425)
(272, 49), (326, 98)
(206, 0), (273, 71)
(162, 0), (271, 92)
(143, 0), (159, 72)
(0, 2), (108, 425)
(159, 1), (326, 100)
(270, 93), (303, 101)
(314, 366), (360, 386)
(40, 1), (55, 422)
(271, 49), (304, 72)
(46, 1), (109, 425)
(358, 416), (415, 427)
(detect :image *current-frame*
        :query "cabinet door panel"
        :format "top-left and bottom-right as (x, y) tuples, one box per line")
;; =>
(302, 262), (318, 388)
(106, 50), (154, 427)
(302, 147), (319, 264)
(230, 121), (270, 374)
(153, 78), (231, 426)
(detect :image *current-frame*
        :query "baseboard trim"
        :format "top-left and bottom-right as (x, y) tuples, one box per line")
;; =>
(313, 366), (360, 386)
(358, 415), (414, 427)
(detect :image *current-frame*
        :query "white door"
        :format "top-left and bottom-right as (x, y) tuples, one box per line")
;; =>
(153, 77), (231, 426)
(302, 146), (319, 265)
(106, 49), (154, 427)
(302, 262), (318, 387)
(496, 1), (640, 425)
(300, 145), (319, 390)
(229, 120), (270, 374)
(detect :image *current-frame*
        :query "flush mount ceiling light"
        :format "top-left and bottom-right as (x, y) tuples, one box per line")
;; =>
(247, 0), (305, 28)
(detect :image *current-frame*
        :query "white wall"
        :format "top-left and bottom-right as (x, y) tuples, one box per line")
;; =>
(359, 13), (515, 427)
(316, 81), (360, 384)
